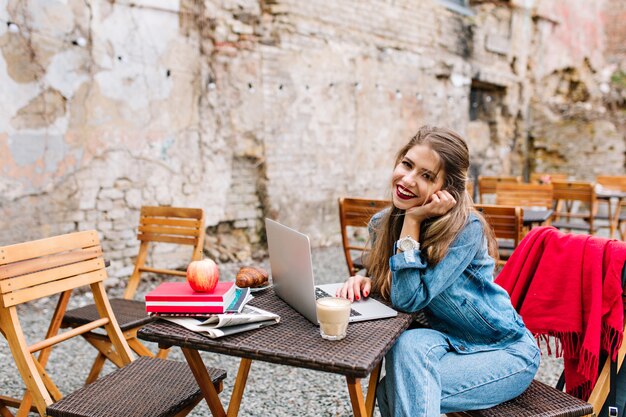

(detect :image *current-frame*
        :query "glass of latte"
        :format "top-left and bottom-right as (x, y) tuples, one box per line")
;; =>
(315, 297), (351, 341)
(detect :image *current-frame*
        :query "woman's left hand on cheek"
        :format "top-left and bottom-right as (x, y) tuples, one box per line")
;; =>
(408, 190), (456, 219)
(429, 190), (457, 214)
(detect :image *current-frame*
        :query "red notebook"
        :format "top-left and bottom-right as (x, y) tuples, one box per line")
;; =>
(145, 282), (236, 314)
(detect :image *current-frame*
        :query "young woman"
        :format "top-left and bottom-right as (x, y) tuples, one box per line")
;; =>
(337, 126), (540, 417)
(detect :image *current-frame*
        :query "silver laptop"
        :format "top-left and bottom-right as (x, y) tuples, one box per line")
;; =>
(265, 218), (398, 324)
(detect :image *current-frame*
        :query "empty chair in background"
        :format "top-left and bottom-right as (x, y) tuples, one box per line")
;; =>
(551, 180), (598, 235)
(595, 175), (626, 240)
(477, 175), (522, 204)
(495, 182), (553, 231)
(62, 206), (206, 383)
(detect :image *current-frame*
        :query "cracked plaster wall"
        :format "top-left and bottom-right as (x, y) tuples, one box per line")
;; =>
(527, 0), (625, 177)
(0, 0), (624, 282)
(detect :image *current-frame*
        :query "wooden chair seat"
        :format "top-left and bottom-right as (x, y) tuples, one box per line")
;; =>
(594, 211), (626, 222)
(63, 298), (152, 332)
(47, 357), (225, 417)
(448, 380), (592, 417)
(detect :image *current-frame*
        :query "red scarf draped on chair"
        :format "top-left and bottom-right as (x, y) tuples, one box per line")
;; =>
(495, 226), (626, 400)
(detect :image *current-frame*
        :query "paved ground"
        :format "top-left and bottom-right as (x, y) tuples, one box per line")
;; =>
(0, 244), (562, 417)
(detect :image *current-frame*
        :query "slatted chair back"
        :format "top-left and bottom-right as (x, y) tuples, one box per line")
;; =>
(474, 204), (524, 267)
(596, 175), (626, 192)
(477, 175), (522, 204)
(125, 206), (205, 299)
(529, 172), (569, 184)
(338, 197), (390, 276)
(0, 231), (133, 416)
(551, 180), (597, 234)
(495, 183), (554, 210)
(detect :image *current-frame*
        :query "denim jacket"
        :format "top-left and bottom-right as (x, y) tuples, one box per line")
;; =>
(371, 210), (527, 354)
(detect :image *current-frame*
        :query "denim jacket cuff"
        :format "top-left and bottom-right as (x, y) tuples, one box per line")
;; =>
(389, 250), (427, 271)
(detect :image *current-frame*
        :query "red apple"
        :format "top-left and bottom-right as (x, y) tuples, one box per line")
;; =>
(186, 259), (219, 292)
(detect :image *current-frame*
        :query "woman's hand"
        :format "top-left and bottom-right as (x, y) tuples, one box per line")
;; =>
(335, 275), (372, 302)
(406, 190), (456, 222)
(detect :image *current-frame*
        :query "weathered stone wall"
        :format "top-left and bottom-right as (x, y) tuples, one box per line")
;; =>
(258, 1), (476, 244)
(0, 0), (624, 281)
(527, 0), (625, 178)
(0, 0), (265, 281)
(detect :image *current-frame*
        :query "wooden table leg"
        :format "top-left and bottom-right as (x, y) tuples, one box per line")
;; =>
(181, 348), (227, 417)
(347, 377), (367, 417)
(365, 363), (381, 417)
(612, 198), (624, 240)
(347, 362), (382, 417)
(607, 198), (616, 239)
(227, 358), (252, 417)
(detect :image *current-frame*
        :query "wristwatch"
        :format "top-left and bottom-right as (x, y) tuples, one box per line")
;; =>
(396, 235), (419, 252)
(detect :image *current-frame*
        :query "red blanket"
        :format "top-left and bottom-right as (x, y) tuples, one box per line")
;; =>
(495, 226), (626, 400)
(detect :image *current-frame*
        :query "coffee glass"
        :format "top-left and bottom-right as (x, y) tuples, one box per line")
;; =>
(315, 297), (351, 341)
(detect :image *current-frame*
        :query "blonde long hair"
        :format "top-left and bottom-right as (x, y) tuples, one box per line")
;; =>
(369, 126), (498, 300)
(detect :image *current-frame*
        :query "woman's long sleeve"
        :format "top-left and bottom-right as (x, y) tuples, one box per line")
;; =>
(389, 218), (483, 312)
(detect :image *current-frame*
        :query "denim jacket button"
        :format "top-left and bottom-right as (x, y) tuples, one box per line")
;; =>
(458, 345), (466, 351)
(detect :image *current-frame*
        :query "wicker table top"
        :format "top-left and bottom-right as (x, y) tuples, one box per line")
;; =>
(138, 289), (413, 378)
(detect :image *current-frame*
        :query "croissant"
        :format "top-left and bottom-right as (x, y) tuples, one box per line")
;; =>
(236, 266), (269, 288)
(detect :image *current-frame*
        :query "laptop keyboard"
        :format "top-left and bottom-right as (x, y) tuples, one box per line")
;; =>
(315, 287), (362, 317)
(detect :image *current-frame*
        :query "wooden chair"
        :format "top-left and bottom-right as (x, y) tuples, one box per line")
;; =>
(338, 197), (390, 276)
(0, 230), (226, 417)
(586, 265), (626, 416)
(551, 181), (598, 235)
(495, 182), (553, 210)
(447, 233), (626, 417)
(62, 206), (206, 383)
(529, 172), (569, 184)
(495, 183), (553, 231)
(596, 175), (626, 240)
(477, 175), (522, 204)
(474, 204), (523, 267)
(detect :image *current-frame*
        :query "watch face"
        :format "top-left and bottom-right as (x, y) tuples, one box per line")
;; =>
(399, 237), (417, 251)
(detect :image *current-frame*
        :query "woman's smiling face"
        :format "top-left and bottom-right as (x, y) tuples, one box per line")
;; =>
(391, 144), (446, 210)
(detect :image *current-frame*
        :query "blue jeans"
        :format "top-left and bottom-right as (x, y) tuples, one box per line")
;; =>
(376, 328), (540, 417)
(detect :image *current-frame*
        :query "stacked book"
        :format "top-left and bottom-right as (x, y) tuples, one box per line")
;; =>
(144, 281), (279, 338)
(145, 281), (248, 314)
